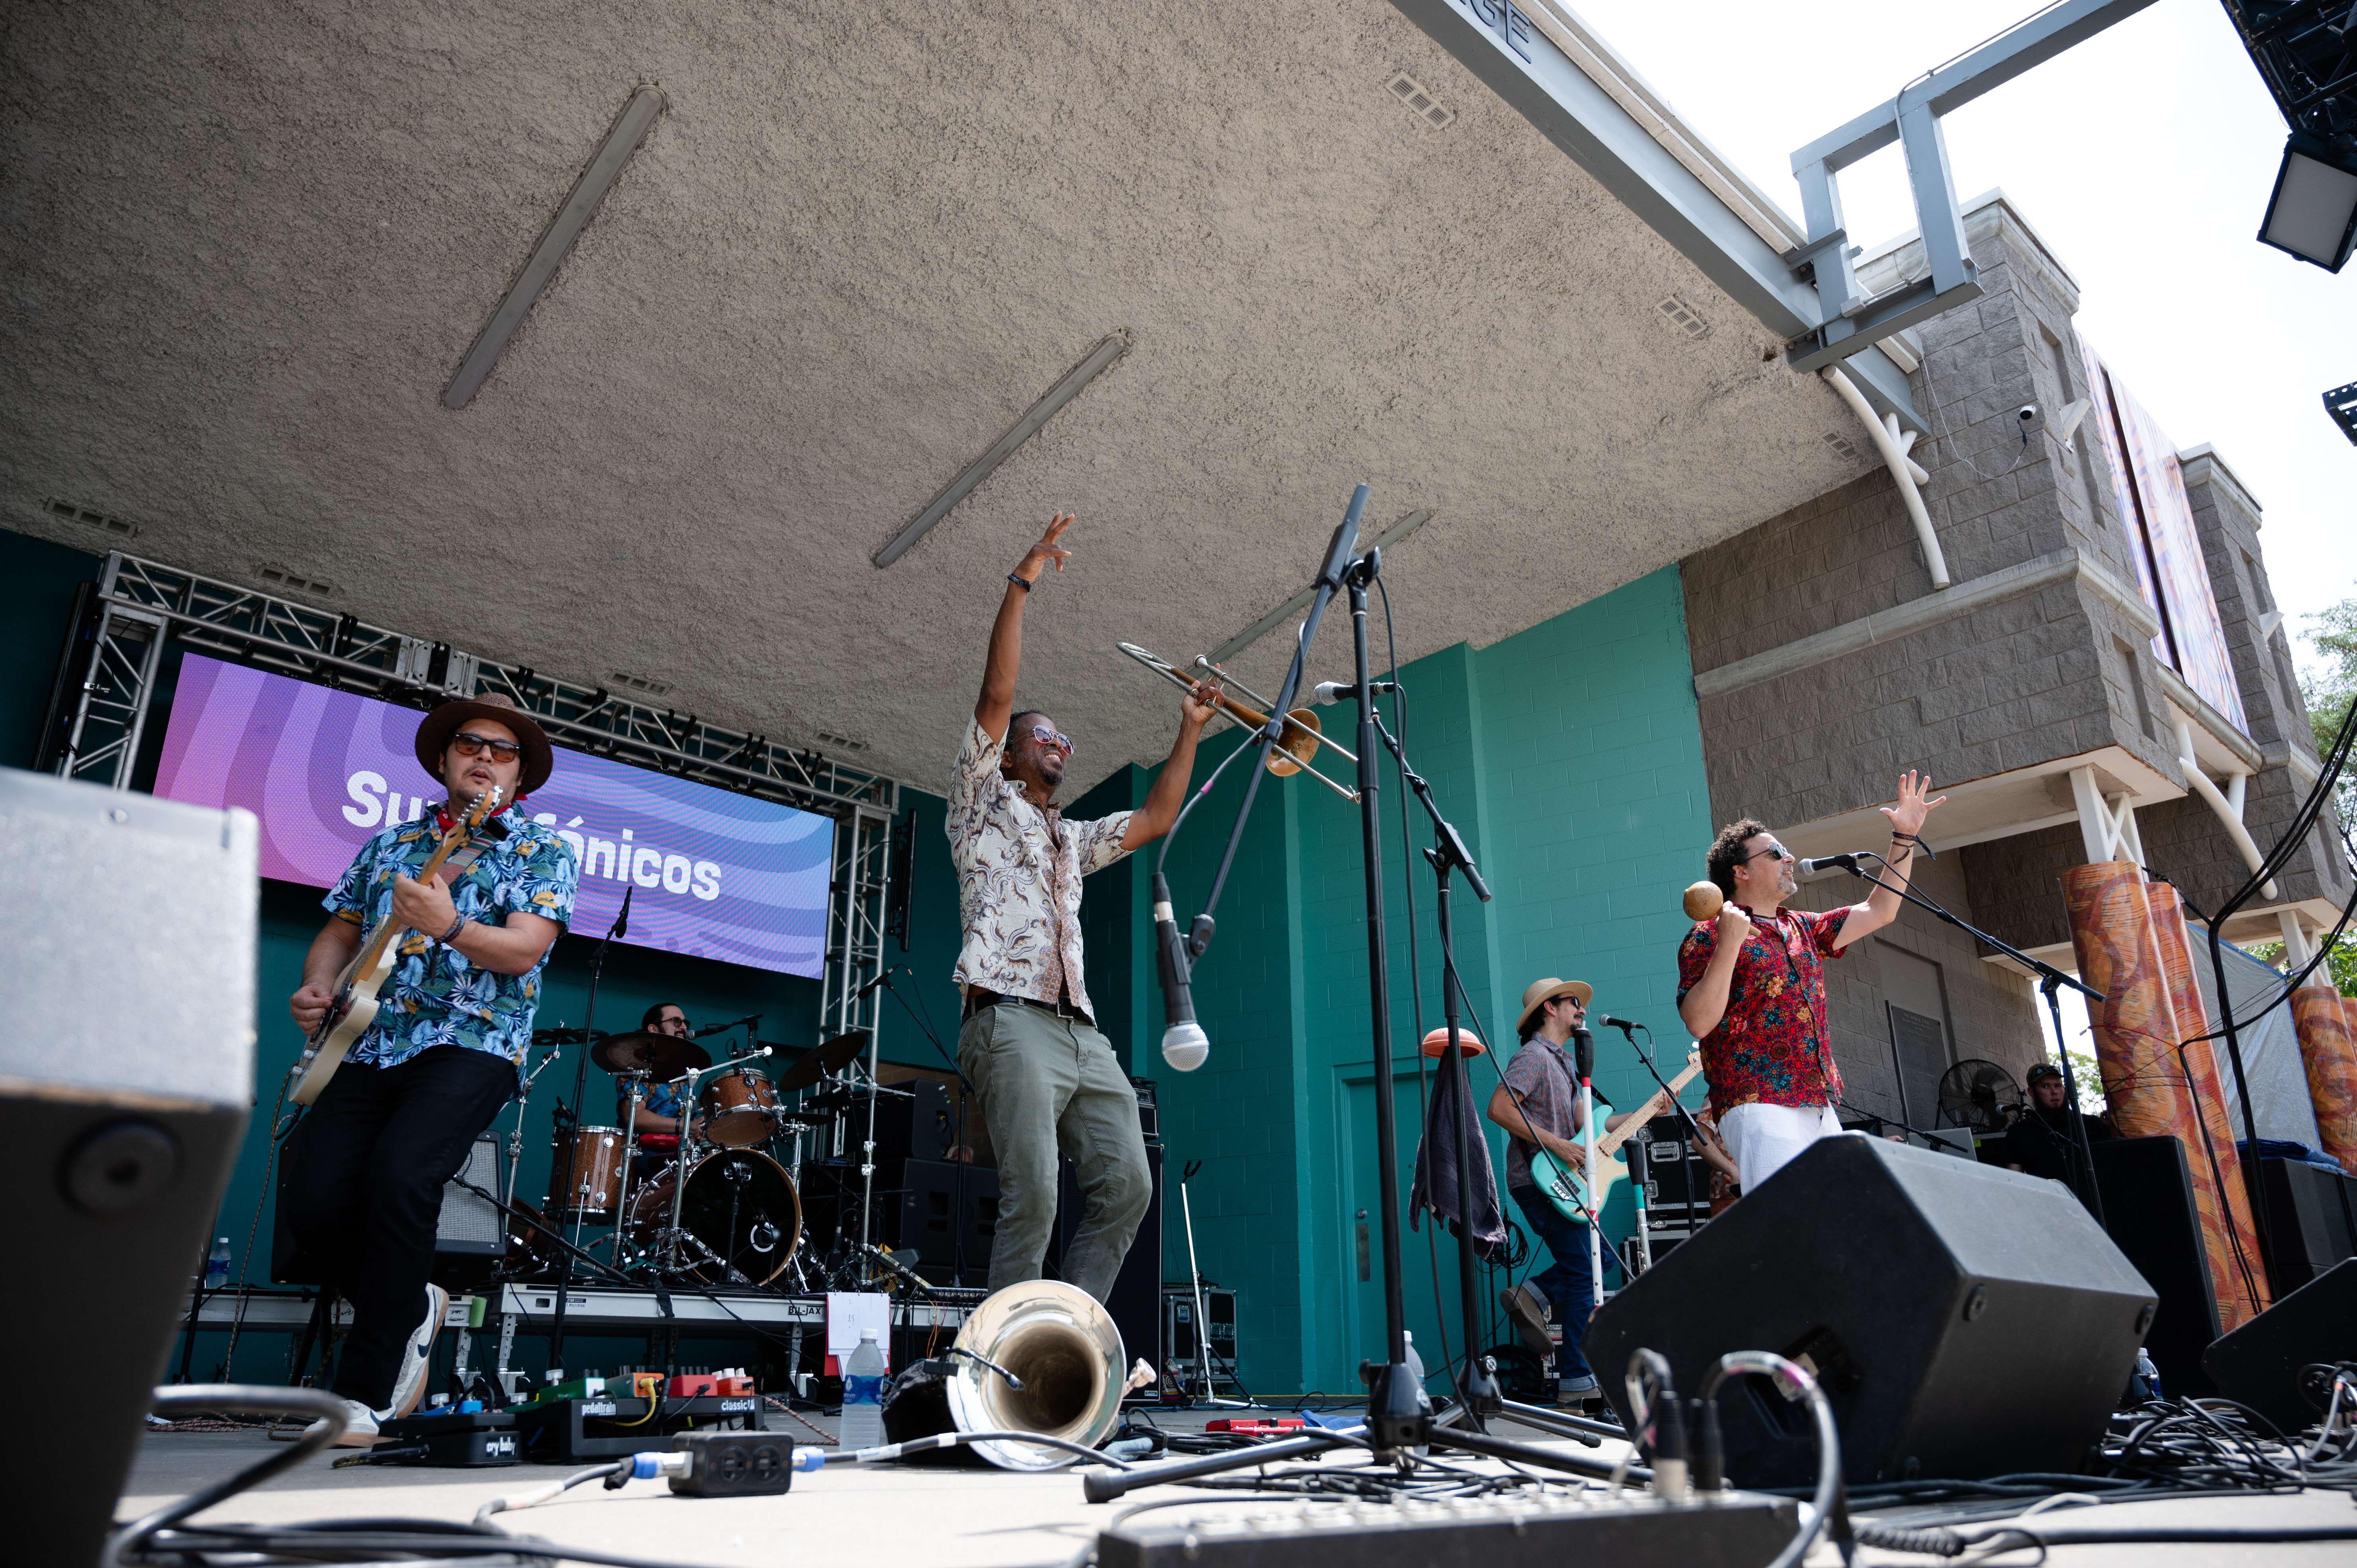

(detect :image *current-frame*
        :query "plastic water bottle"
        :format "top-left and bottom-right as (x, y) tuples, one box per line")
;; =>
(840, 1333), (886, 1452)
(204, 1238), (231, 1291)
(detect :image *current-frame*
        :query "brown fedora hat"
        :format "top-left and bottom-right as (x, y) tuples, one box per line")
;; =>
(1515, 976), (1594, 1037)
(414, 692), (555, 796)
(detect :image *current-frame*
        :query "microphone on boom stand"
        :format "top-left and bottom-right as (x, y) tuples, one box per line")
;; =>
(1153, 872), (1210, 1071)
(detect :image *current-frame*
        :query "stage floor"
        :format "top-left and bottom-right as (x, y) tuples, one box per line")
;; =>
(121, 1406), (2354, 1568)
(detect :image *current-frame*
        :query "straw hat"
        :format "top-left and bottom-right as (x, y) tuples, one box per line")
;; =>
(413, 691), (555, 795)
(1515, 976), (1594, 1037)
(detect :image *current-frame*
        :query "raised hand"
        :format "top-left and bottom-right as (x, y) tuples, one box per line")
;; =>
(1014, 512), (1075, 585)
(1880, 770), (1948, 840)
(1715, 901), (1754, 948)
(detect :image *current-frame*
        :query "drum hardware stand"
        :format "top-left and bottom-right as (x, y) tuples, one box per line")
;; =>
(505, 1040), (568, 1261)
(608, 1071), (651, 1266)
(656, 1050), (773, 1281)
(551, 885), (632, 1371)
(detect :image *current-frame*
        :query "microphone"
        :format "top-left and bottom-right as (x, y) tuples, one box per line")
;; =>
(1797, 852), (1865, 876)
(1312, 679), (1399, 703)
(854, 970), (893, 1000)
(1153, 872), (1210, 1071)
(610, 883), (634, 940)
(1571, 1025), (1594, 1083)
(696, 1013), (763, 1036)
(1594, 1015), (1640, 1039)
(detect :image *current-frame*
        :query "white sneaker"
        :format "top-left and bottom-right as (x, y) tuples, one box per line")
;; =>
(305, 1398), (381, 1449)
(384, 1283), (449, 1420)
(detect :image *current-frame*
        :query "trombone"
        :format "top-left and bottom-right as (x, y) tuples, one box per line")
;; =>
(1118, 642), (1361, 803)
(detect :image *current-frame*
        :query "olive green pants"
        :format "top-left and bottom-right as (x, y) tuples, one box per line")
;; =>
(957, 1001), (1149, 1300)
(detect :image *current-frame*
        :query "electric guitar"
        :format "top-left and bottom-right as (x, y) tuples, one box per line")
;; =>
(1527, 1048), (1705, 1224)
(288, 788), (503, 1106)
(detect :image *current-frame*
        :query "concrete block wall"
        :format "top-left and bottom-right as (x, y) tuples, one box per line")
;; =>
(1683, 196), (2180, 838)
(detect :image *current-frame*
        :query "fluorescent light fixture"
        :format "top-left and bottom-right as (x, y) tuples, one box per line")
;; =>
(2257, 131), (2357, 274)
(444, 86), (667, 411)
(1207, 510), (1433, 662)
(873, 334), (1130, 567)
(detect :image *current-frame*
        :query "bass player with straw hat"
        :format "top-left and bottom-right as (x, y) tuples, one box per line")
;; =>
(1486, 976), (1642, 1408)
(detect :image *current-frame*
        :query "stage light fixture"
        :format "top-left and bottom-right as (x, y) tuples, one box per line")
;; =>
(2257, 131), (2357, 273)
(443, 86), (667, 411)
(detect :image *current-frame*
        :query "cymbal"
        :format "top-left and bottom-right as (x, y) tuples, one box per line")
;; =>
(592, 1029), (711, 1079)
(776, 1029), (871, 1093)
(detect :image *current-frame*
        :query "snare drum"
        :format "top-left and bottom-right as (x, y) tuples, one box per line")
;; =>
(699, 1064), (783, 1148)
(547, 1125), (625, 1222)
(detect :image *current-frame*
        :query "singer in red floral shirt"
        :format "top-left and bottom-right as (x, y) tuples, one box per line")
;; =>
(1676, 772), (1945, 1193)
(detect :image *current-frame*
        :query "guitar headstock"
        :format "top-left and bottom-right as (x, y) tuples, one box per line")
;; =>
(444, 786), (504, 843)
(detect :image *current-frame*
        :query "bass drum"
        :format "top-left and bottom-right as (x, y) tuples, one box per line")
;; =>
(627, 1148), (802, 1286)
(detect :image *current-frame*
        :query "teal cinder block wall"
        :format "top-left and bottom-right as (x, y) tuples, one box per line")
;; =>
(1074, 565), (1717, 1397)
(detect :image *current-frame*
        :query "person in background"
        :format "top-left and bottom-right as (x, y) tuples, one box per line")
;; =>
(626, 1002), (701, 1142)
(2005, 1062), (2113, 1193)
(1487, 977), (1640, 1408)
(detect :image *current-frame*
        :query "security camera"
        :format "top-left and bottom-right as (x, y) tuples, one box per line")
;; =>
(2017, 405), (2039, 423)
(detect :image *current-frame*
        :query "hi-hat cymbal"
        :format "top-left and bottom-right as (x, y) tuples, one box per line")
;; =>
(531, 1026), (600, 1046)
(776, 1029), (871, 1094)
(592, 1030), (711, 1079)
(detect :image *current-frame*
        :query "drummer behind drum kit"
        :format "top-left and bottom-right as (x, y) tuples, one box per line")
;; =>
(531, 1024), (891, 1294)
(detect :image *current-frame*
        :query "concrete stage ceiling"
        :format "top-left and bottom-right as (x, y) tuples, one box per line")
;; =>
(1, 2), (1876, 796)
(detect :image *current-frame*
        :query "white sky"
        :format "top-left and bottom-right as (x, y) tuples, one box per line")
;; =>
(1569, 0), (2355, 676)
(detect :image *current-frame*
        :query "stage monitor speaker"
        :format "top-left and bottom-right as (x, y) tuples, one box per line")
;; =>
(2092, 1136), (2222, 1396)
(0, 769), (257, 1568)
(1586, 1135), (2155, 1486)
(2256, 1157), (2357, 1291)
(896, 1157), (998, 1286)
(2202, 1258), (2357, 1434)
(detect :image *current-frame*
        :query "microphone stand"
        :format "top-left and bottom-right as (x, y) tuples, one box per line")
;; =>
(1833, 856), (2107, 1223)
(550, 885), (630, 1372)
(1363, 710), (1500, 1424)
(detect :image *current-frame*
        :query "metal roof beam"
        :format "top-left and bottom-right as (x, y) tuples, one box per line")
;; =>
(1388, 0), (1926, 433)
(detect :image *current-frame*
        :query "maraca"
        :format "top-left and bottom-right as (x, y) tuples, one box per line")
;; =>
(1683, 880), (1724, 921)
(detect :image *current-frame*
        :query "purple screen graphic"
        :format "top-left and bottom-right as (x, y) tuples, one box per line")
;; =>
(153, 654), (830, 977)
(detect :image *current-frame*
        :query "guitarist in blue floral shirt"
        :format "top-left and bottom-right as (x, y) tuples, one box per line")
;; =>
(285, 693), (577, 1445)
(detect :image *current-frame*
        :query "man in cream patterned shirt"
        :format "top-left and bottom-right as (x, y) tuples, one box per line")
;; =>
(948, 512), (1215, 1298)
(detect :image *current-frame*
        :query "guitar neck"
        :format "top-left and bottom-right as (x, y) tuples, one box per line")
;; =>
(344, 807), (480, 980)
(1592, 1059), (1705, 1160)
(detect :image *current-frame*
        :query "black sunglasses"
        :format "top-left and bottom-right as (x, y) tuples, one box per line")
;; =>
(1742, 841), (1795, 864)
(450, 731), (523, 763)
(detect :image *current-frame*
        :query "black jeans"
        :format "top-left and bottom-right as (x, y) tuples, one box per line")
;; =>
(285, 1046), (515, 1409)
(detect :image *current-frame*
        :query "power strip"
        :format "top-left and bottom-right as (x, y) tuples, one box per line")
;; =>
(1097, 1490), (1797, 1568)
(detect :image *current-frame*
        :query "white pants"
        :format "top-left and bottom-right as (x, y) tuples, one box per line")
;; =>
(1719, 1101), (1844, 1194)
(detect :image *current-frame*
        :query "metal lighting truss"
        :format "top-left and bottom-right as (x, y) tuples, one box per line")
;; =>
(54, 550), (897, 819)
(52, 550), (903, 1059)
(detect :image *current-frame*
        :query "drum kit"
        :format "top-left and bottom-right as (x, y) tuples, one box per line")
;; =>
(526, 1023), (896, 1294)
